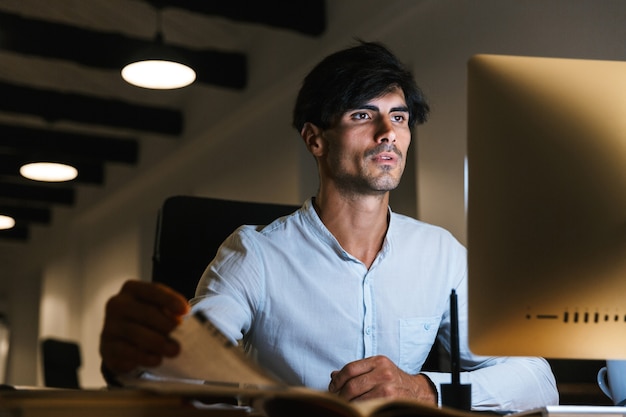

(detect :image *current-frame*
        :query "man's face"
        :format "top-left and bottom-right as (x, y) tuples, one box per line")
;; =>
(320, 87), (411, 196)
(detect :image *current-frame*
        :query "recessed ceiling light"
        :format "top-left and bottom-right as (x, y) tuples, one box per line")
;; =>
(20, 162), (78, 182)
(121, 59), (196, 89)
(0, 215), (15, 230)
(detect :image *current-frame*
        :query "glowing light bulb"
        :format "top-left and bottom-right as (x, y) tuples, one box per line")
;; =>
(121, 60), (196, 89)
(20, 162), (78, 182)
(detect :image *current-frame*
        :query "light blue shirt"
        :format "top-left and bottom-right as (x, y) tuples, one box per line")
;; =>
(191, 198), (557, 411)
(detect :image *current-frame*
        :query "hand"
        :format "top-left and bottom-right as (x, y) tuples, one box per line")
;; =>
(328, 355), (437, 404)
(99, 280), (190, 375)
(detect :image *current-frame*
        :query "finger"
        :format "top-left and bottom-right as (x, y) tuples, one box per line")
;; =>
(329, 357), (375, 392)
(102, 312), (181, 355)
(105, 295), (179, 336)
(100, 313), (182, 375)
(100, 337), (167, 374)
(336, 370), (377, 401)
(100, 281), (189, 374)
(122, 280), (189, 316)
(330, 356), (404, 401)
(106, 282), (189, 334)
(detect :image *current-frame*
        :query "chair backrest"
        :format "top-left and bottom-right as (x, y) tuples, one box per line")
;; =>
(152, 196), (300, 300)
(41, 338), (81, 389)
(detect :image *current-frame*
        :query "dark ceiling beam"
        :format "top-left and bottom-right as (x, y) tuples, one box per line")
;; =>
(0, 11), (247, 89)
(0, 204), (51, 225)
(157, 0), (327, 36)
(0, 224), (29, 241)
(0, 123), (139, 164)
(0, 81), (183, 135)
(0, 1), (326, 242)
(0, 182), (75, 205)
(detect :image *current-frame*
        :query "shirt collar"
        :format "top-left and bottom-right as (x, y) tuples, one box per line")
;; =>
(301, 197), (394, 267)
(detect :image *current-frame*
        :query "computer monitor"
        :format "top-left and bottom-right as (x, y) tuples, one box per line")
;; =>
(467, 54), (626, 360)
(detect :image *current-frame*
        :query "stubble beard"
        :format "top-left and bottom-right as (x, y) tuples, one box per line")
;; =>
(330, 147), (404, 197)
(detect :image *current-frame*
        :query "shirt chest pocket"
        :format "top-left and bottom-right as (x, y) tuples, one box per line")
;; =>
(398, 316), (441, 374)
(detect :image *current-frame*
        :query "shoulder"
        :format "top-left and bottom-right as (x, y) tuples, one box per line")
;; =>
(387, 211), (466, 269)
(231, 204), (306, 244)
(390, 212), (462, 245)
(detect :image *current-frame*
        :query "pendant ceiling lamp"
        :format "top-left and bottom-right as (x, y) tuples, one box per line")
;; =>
(121, 7), (196, 90)
(19, 162), (78, 182)
(0, 215), (15, 230)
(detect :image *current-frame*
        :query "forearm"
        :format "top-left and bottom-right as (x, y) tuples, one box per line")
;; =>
(414, 373), (438, 404)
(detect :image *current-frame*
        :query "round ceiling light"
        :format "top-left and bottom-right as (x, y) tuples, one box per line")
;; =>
(121, 60), (196, 89)
(0, 215), (15, 230)
(20, 162), (78, 182)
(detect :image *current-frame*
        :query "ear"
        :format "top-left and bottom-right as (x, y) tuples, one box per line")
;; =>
(300, 122), (325, 157)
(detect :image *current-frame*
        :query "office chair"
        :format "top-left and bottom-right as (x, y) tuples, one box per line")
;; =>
(151, 195), (300, 300)
(41, 338), (81, 389)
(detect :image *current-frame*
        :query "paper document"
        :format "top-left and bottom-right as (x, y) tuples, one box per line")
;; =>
(133, 311), (282, 388)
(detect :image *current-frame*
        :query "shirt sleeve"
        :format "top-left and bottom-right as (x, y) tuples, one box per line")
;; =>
(190, 226), (263, 345)
(421, 356), (558, 411)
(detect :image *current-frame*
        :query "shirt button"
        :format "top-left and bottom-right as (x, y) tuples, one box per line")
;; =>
(424, 324), (431, 330)
(365, 327), (371, 335)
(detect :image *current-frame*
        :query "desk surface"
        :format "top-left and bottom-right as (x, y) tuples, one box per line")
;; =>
(1, 384), (616, 417)
(557, 383), (612, 406)
(0, 388), (251, 417)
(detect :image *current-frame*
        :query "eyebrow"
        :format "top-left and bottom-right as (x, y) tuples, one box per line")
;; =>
(355, 104), (409, 113)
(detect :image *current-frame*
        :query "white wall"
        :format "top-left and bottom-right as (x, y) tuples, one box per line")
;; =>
(1, 0), (625, 388)
(405, 1), (626, 242)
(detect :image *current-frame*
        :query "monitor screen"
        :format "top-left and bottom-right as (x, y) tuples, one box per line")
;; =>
(467, 54), (626, 360)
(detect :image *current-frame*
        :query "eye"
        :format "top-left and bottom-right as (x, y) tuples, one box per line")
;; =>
(351, 112), (371, 120)
(391, 113), (408, 123)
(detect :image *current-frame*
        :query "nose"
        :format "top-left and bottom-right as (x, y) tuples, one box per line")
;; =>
(375, 117), (396, 143)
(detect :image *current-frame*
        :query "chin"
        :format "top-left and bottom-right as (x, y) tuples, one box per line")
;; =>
(373, 178), (401, 192)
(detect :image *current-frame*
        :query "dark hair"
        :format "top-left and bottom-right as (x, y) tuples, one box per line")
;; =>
(292, 41), (429, 132)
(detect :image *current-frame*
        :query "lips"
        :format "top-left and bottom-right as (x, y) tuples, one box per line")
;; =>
(373, 152), (397, 163)
(366, 143), (402, 166)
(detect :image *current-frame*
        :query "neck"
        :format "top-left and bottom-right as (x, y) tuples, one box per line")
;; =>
(313, 191), (390, 268)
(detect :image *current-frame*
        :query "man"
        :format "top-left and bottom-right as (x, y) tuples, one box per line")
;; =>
(100, 42), (558, 410)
